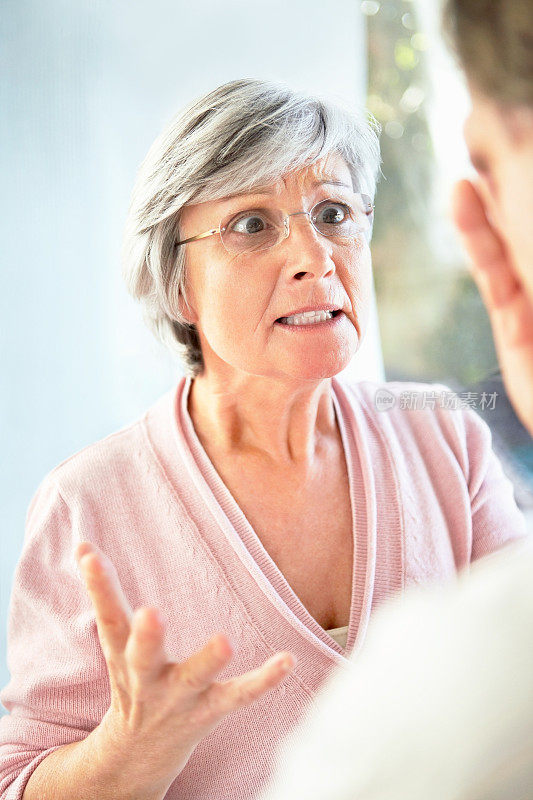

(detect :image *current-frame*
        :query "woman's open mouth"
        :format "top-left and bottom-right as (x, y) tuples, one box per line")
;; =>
(274, 309), (343, 328)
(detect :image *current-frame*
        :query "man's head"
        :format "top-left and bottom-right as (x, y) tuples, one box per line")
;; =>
(442, 0), (533, 302)
(443, 0), (533, 436)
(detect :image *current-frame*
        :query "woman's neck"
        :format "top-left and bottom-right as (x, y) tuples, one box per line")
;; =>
(187, 372), (339, 468)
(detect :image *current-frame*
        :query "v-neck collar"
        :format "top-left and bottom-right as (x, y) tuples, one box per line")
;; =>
(174, 375), (377, 660)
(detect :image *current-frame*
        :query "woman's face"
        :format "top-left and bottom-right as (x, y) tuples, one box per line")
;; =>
(178, 153), (373, 383)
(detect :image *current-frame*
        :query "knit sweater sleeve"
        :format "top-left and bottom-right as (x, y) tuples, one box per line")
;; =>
(386, 379), (529, 562)
(0, 475), (107, 800)
(353, 378), (528, 568)
(459, 404), (528, 560)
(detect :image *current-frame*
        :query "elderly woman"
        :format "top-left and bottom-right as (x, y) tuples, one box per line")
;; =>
(0, 78), (526, 800)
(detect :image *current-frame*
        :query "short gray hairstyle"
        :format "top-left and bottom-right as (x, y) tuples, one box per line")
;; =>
(122, 78), (382, 377)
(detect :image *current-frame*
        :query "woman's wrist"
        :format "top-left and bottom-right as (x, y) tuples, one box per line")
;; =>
(22, 718), (172, 800)
(90, 712), (175, 800)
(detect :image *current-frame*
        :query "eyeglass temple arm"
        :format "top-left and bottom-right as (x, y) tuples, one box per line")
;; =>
(175, 228), (220, 247)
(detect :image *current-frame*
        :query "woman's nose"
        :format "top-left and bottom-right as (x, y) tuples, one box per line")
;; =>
(283, 214), (336, 280)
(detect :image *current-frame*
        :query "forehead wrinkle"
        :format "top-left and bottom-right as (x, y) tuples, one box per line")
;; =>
(284, 154), (355, 194)
(209, 176), (354, 214)
(199, 154), (356, 220)
(222, 185), (279, 200)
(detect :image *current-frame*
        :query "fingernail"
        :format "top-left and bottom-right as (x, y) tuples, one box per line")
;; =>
(79, 552), (94, 567)
(75, 544), (94, 563)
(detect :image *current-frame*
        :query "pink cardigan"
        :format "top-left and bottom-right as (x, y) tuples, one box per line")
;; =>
(0, 376), (526, 799)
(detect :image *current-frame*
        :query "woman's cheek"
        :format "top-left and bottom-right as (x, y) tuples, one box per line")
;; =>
(347, 250), (372, 306)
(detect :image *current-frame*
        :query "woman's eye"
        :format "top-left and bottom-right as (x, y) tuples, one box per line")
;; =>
(231, 215), (268, 234)
(317, 203), (349, 225)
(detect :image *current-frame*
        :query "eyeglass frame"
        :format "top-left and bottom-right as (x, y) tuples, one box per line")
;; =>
(173, 194), (375, 253)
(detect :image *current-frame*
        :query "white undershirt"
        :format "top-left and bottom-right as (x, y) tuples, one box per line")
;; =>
(326, 624), (348, 650)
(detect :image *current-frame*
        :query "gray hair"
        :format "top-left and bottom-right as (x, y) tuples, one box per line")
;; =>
(122, 78), (382, 377)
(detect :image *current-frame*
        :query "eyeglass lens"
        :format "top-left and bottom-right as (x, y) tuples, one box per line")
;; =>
(220, 195), (373, 254)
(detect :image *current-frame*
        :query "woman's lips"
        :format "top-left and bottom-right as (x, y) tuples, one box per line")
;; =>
(274, 310), (345, 329)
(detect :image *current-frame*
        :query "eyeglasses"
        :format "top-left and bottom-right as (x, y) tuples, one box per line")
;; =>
(174, 194), (374, 256)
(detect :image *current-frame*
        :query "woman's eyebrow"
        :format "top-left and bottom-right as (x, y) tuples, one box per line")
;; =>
(222, 187), (276, 200)
(221, 179), (353, 203)
(314, 179), (353, 190)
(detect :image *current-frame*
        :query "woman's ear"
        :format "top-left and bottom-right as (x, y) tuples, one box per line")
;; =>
(177, 291), (198, 326)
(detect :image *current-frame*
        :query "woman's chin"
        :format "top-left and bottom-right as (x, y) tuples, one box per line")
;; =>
(277, 345), (360, 381)
(273, 326), (361, 379)
(207, 327), (361, 382)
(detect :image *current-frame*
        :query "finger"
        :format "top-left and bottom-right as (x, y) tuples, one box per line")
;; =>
(172, 634), (234, 695)
(208, 651), (296, 718)
(75, 541), (96, 562)
(78, 545), (133, 657)
(451, 179), (520, 309)
(452, 179), (533, 351)
(125, 607), (168, 683)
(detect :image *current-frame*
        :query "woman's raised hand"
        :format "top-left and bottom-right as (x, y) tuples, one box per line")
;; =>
(452, 179), (533, 437)
(75, 541), (296, 799)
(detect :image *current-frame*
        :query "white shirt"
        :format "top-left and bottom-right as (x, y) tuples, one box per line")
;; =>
(260, 538), (533, 800)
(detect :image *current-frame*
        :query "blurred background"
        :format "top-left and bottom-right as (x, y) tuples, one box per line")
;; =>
(2, 0), (532, 709)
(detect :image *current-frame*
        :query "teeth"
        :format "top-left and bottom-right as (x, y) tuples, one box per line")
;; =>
(280, 310), (334, 325)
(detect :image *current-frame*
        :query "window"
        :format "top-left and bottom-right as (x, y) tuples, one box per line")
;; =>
(363, 0), (533, 515)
